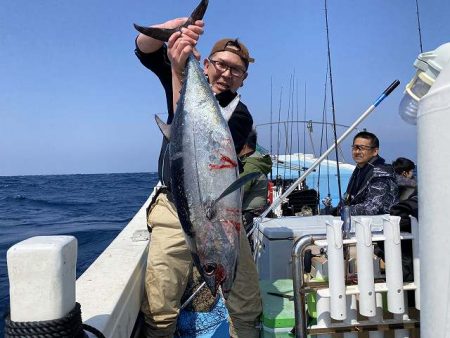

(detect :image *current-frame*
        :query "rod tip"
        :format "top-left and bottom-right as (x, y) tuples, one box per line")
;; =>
(384, 79), (400, 96)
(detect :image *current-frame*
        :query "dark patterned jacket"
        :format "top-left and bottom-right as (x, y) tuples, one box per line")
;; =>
(395, 174), (417, 201)
(344, 156), (399, 215)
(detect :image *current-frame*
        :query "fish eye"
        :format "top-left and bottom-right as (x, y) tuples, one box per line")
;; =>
(203, 263), (217, 275)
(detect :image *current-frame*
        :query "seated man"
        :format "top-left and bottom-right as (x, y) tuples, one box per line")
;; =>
(341, 131), (398, 215)
(390, 188), (418, 282)
(392, 157), (417, 201)
(239, 129), (272, 236)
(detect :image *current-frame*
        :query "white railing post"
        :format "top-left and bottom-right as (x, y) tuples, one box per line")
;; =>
(383, 216), (405, 314)
(411, 216), (420, 310)
(394, 312), (410, 338)
(325, 219), (346, 320)
(315, 291), (332, 338)
(343, 295), (358, 338)
(355, 217), (376, 317)
(7, 236), (77, 322)
(368, 292), (385, 338)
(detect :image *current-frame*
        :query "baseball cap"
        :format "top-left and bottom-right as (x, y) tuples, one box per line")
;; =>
(209, 38), (255, 68)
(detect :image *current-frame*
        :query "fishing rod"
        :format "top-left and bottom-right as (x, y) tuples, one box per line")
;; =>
(257, 79), (400, 220)
(285, 74), (294, 181)
(289, 74), (296, 176)
(415, 0), (423, 53)
(307, 120), (317, 157)
(270, 77), (273, 180)
(324, 0), (343, 204)
(317, 63), (330, 213)
(303, 84), (307, 176)
(275, 87), (283, 186)
(296, 80), (301, 176)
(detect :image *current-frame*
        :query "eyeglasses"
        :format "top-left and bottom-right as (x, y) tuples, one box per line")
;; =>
(351, 144), (375, 151)
(208, 59), (246, 77)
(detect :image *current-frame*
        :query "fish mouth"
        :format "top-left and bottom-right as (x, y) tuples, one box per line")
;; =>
(221, 288), (231, 299)
(202, 263), (219, 295)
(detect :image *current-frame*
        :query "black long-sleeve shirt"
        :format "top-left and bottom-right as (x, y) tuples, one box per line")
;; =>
(135, 43), (253, 189)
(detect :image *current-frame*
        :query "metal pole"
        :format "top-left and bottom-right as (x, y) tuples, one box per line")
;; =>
(180, 281), (206, 310)
(292, 234), (327, 338)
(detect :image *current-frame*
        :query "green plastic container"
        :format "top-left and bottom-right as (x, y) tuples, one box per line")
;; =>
(260, 279), (318, 337)
(260, 279), (295, 337)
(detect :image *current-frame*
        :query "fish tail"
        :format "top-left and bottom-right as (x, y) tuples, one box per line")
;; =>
(133, 24), (174, 42)
(133, 0), (209, 42)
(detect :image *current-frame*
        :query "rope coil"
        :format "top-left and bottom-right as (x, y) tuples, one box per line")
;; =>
(4, 302), (105, 338)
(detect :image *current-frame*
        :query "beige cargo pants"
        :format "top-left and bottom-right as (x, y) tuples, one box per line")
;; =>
(140, 191), (262, 338)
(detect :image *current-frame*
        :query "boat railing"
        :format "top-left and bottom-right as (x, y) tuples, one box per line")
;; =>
(291, 215), (420, 337)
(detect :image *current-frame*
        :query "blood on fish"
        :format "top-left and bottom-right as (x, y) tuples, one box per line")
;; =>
(209, 155), (238, 170)
(224, 208), (240, 214)
(215, 264), (226, 284)
(223, 220), (241, 232)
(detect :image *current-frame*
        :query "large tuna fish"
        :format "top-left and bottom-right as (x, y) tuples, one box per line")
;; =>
(163, 54), (242, 297)
(134, 0), (257, 298)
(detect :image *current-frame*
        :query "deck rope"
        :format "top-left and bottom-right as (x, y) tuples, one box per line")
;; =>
(4, 302), (105, 338)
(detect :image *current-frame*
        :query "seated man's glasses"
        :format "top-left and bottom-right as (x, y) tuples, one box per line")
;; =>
(351, 145), (375, 151)
(208, 59), (246, 78)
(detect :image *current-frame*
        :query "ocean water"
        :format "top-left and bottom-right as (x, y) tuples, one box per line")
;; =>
(0, 172), (158, 336)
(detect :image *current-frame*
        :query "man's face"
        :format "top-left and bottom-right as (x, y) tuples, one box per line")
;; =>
(203, 51), (247, 94)
(351, 137), (379, 167)
(403, 169), (414, 179)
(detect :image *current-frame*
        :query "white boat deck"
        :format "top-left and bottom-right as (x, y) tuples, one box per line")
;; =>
(76, 195), (151, 338)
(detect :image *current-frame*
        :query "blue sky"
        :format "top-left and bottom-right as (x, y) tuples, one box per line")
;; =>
(1, 0), (449, 176)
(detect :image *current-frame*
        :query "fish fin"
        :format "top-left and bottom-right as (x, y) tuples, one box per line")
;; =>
(133, 24), (174, 42)
(133, 0), (209, 41)
(216, 172), (261, 204)
(205, 173), (260, 220)
(189, 0), (209, 22)
(155, 115), (171, 140)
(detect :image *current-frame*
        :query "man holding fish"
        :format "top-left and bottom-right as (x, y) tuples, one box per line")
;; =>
(134, 2), (262, 337)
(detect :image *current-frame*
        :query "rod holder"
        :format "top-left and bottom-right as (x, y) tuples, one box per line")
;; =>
(326, 219), (346, 320)
(383, 216), (405, 314)
(411, 216), (420, 310)
(315, 292), (332, 338)
(343, 295), (358, 338)
(368, 292), (385, 338)
(355, 217), (376, 317)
